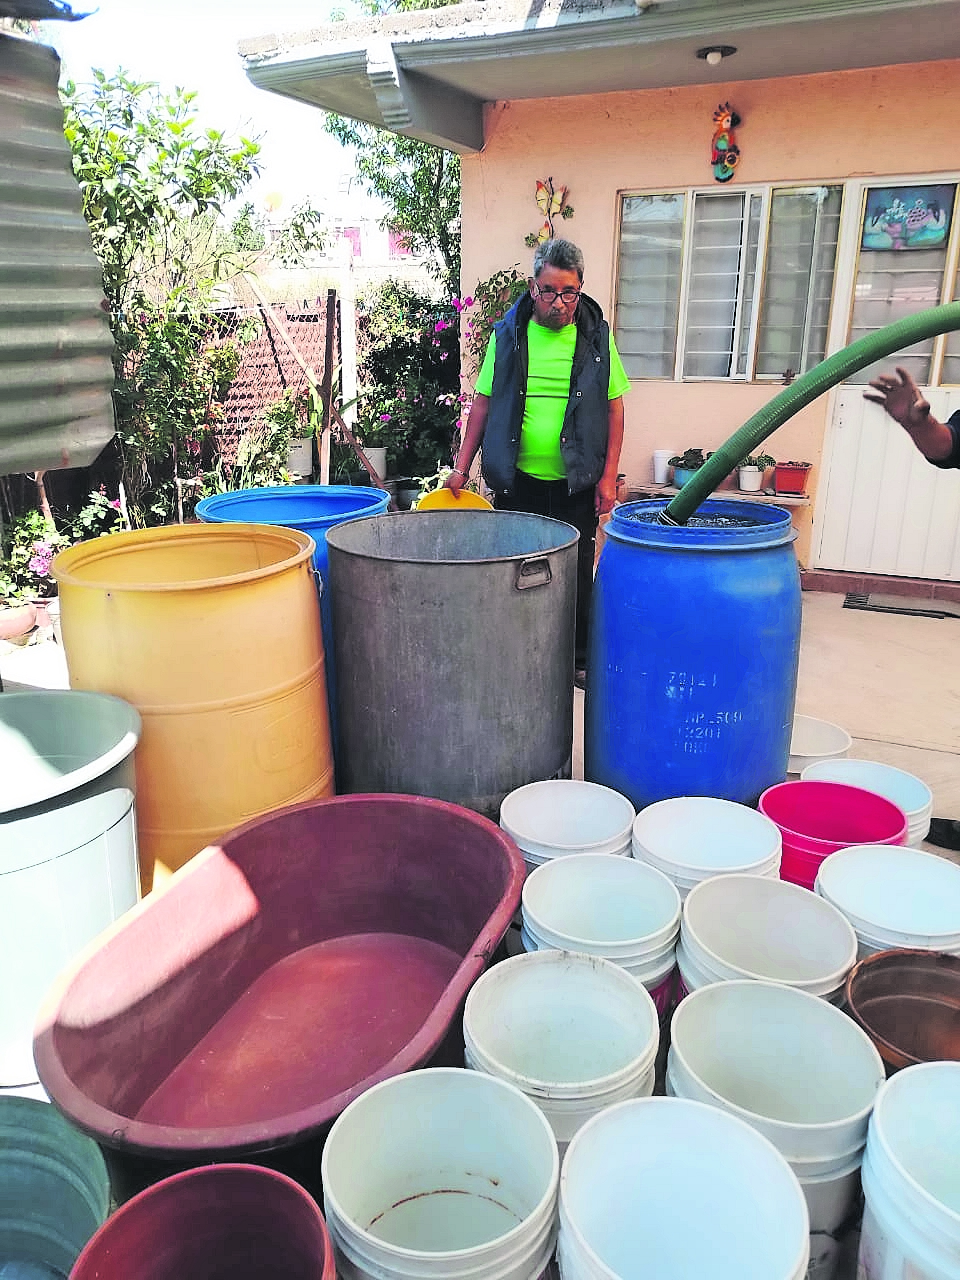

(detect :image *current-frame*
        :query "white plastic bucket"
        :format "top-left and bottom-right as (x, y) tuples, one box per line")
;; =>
(667, 981), (884, 1166)
(500, 780), (635, 874)
(815, 845), (960, 959)
(463, 951), (658, 1151)
(0, 691), (141, 1092)
(652, 450), (674, 484)
(558, 1096), (810, 1280)
(858, 1062), (960, 1280)
(788, 715), (851, 776)
(321, 1067), (559, 1280)
(521, 853), (680, 961)
(631, 797), (781, 900)
(801, 758), (933, 846)
(679, 874), (858, 1000)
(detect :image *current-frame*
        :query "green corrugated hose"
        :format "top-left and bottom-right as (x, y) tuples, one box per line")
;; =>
(661, 300), (960, 525)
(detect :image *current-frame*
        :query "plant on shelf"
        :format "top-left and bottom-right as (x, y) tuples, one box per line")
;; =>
(668, 448), (708, 488)
(737, 452), (776, 493)
(774, 459), (813, 496)
(668, 449), (707, 470)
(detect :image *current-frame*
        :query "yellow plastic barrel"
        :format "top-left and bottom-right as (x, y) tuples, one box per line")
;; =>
(53, 524), (334, 893)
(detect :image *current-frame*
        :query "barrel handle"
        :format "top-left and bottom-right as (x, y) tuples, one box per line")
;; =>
(515, 557), (552, 591)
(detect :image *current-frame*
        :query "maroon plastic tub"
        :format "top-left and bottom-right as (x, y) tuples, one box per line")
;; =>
(35, 794), (525, 1201)
(759, 779), (907, 890)
(70, 1163), (336, 1279)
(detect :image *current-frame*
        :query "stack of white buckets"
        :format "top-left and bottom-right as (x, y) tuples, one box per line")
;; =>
(801, 757), (934, 846)
(666, 980), (886, 1280)
(631, 796), (783, 898)
(675, 873), (858, 1002)
(814, 842), (960, 959)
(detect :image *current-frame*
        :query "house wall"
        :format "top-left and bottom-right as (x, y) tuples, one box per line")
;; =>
(460, 59), (960, 567)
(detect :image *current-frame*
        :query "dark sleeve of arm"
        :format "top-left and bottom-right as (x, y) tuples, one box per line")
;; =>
(931, 411), (960, 469)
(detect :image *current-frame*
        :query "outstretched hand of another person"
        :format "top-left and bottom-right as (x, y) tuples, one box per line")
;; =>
(864, 366), (930, 429)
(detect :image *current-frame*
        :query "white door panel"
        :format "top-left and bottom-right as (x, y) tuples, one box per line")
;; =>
(816, 389), (960, 579)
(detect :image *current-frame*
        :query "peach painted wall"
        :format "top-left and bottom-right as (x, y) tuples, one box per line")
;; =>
(460, 59), (960, 567)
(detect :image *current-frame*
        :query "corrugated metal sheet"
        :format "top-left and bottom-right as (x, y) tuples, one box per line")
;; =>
(0, 32), (115, 475)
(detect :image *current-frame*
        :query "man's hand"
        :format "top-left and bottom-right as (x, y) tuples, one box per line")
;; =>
(864, 366), (931, 430)
(444, 468), (467, 496)
(595, 474), (618, 516)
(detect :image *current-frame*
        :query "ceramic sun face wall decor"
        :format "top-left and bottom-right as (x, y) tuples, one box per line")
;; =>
(711, 103), (741, 183)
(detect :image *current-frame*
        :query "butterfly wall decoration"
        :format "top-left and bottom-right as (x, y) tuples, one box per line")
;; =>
(524, 177), (574, 247)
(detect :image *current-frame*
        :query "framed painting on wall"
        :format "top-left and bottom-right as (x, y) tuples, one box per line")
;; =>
(861, 184), (956, 251)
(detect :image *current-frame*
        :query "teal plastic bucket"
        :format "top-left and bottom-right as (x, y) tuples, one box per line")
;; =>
(195, 485), (390, 773)
(0, 1096), (110, 1277)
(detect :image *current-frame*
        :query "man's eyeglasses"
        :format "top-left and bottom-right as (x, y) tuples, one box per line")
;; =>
(535, 285), (581, 304)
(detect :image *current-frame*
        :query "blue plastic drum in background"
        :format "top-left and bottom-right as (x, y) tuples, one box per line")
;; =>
(585, 498), (801, 810)
(195, 485), (391, 776)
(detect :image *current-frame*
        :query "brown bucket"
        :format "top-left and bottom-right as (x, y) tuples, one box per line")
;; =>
(844, 948), (960, 1074)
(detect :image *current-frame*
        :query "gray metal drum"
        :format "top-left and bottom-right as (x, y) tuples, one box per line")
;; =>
(326, 511), (578, 816)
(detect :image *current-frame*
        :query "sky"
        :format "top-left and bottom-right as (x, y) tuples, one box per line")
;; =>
(44, 0), (383, 218)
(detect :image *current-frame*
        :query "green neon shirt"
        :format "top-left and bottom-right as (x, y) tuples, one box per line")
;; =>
(476, 321), (630, 481)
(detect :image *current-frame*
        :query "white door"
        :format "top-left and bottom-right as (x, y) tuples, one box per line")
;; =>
(816, 388), (960, 579)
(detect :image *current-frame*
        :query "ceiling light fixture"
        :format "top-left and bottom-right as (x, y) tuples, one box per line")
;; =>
(697, 45), (737, 67)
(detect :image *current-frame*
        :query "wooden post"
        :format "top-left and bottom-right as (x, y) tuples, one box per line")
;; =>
(319, 290), (337, 485)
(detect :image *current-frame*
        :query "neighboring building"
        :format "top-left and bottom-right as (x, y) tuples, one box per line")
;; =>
(242, 0), (960, 579)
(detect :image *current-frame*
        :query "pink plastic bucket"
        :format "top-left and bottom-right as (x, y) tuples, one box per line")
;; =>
(759, 781), (907, 892)
(648, 968), (677, 1018)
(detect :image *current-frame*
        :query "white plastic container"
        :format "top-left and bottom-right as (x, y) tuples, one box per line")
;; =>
(321, 1067), (559, 1280)
(801, 758), (933, 846)
(815, 844), (960, 959)
(463, 951), (658, 1152)
(678, 874), (858, 1001)
(631, 797), (781, 900)
(667, 981), (884, 1166)
(652, 450), (675, 485)
(559, 1097), (810, 1280)
(788, 715), (852, 776)
(666, 980), (884, 1280)
(858, 1062), (960, 1280)
(0, 692), (141, 1092)
(500, 780), (635, 874)
(521, 853), (680, 960)
(519, 853), (680, 1013)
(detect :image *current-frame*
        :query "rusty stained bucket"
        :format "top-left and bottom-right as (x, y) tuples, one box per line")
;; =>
(844, 948), (960, 1074)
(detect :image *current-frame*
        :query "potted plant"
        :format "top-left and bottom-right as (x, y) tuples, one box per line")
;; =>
(668, 449), (707, 488)
(737, 452), (775, 493)
(774, 460), (813, 496)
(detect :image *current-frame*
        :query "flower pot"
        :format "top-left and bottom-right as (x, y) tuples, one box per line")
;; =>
(672, 466), (700, 488)
(0, 601), (37, 640)
(364, 446), (387, 479)
(775, 463), (812, 496)
(738, 466), (764, 493)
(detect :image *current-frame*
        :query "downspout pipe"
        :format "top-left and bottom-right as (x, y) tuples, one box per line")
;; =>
(661, 301), (960, 525)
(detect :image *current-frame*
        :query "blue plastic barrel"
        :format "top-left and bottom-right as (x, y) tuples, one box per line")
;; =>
(585, 498), (801, 809)
(195, 485), (390, 770)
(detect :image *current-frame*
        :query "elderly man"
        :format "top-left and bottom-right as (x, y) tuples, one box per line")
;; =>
(447, 238), (630, 686)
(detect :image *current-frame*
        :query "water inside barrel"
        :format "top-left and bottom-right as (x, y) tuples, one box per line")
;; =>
(627, 509), (764, 529)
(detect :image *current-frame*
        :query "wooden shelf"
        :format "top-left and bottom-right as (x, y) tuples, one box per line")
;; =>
(633, 482), (811, 508)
